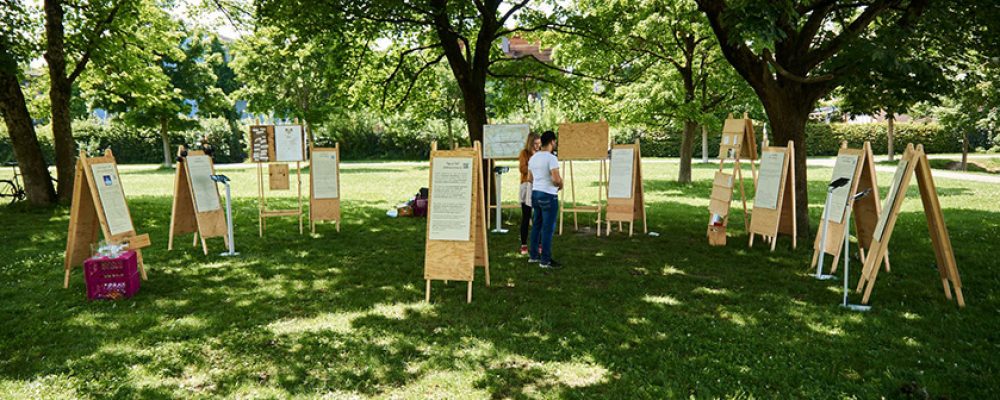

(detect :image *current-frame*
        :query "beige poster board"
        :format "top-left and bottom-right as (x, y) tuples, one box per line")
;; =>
(64, 150), (150, 288)
(556, 121), (609, 236)
(748, 142), (797, 251)
(605, 140), (647, 236)
(309, 144), (342, 233)
(168, 150), (227, 255)
(274, 124), (306, 162)
(810, 143), (889, 274)
(856, 144), (964, 307)
(424, 142), (490, 303)
(483, 124), (530, 159)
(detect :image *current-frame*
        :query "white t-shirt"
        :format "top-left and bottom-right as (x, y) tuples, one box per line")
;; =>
(528, 151), (560, 195)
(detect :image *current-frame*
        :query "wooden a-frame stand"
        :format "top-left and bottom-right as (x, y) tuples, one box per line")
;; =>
(64, 149), (150, 288)
(748, 142), (797, 251)
(717, 113), (758, 231)
(557, 121), (610, 236)
(811, 142), (890, 274)
(309, 142), (342, 233)
(605, 139), (647, 236)
(252, 122), (306, 236)
(856, 144), (964, 307)
(168, 149), (228, 254)
(424, 142), (490, 303)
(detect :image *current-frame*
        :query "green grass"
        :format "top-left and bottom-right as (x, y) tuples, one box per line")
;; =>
(1, 159), (999, 399)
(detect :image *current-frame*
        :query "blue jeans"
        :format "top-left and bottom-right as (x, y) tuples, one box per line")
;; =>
(529, 191), (558, 263)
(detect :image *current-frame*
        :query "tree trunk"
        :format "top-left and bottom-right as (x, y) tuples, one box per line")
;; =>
(961, 131), (968, 171)
(160, 116), (172, 167)
(678, 120), (697, 183)
(887, 114), (895, 162)
(762, 96), (811, 239)
(0, 70), (57, 205)
(44, 0), (76, 203)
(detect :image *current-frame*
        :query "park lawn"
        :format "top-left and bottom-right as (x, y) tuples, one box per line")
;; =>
(1, 159), (998, 399)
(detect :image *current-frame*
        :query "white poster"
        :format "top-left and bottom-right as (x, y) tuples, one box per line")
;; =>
(90, 163), (134, 235)
(428, 157), (473, 241)
(187, 155), (221, 212)
(312, 151), (339, 199)
(274, 125), (304, 162)
(608, 148), (634, 199)
(754, 151), (785, 209)
(483, 124), (530, 159)
(874, 160), (909, 242)
(826, 154), (860, 223)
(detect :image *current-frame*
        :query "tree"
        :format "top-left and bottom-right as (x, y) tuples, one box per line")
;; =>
(1, 0), (57, 205)
(556, 0), (758, 183)
(44, 0), (134, 202)
(694, 0), (953, 236)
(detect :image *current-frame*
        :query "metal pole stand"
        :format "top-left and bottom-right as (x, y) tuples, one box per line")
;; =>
(491, 166), (509, 234)
(814, 185), (838, 280)
(212, 174), (239, 256)
(841, 190), (872, 312)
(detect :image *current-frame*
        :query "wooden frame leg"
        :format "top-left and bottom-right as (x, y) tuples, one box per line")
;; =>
(193, 232), (199, 247)
(136, 249), (148, 281)
(467, 281), (472, 304)
(64, 268), (71, 289)
(748, 233), (755, 247)
(425, 280), (431, 303)
(201, 237), (209, 256)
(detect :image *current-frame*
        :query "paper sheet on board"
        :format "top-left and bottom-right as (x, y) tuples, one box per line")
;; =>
(608, 148), (634, 199)
(91, 163), (134, 235)
(484, 124), (530, 159)
(874, 160), (908, 242)
(826, 154), (860, 223)
(428, 157), (473, 241)
(274, 125), (304, 162)
(754, 151), (785, 209)
(312, 151), (339, 199)
(187, 155), (221, 212)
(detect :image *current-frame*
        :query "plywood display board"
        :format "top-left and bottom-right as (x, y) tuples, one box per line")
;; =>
(811, 142), (889, 274)
(251, 122), (306, 237)
(856, 144), (964, 307)
(707, 171), (735, 246)
(557, 121), (609, 236)
(168, 150), (227, 255)
(714, 113), (758, 234)
(310, 143), (342, 233)
(748, 142), (797, 251)
(483, 124), (530, 159)
(424, 142), (490, 303)
(605, 140), (646, 236)
(64, 149), (150, 288)
(558, 121), (610, 160)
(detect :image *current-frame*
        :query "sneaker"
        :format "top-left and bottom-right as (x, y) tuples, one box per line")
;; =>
(540, 259), (563, 270)
(520, 245), (528, 255)
(528, 257), (540, 263)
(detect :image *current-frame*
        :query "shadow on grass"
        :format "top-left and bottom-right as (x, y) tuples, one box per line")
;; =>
(0, 192), (997, 398)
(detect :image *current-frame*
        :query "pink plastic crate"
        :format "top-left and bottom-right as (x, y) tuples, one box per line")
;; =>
(84, 250), (140, 300)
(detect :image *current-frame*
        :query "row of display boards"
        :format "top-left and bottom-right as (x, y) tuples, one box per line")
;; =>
(61, 118), (964, 308)
(705, 114), (964, 307)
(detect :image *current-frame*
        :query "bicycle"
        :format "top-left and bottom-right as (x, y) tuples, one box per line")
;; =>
(1, 162), (58, 205)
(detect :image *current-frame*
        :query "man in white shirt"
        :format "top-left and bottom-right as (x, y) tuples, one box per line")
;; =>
(527, 131), (563, 269)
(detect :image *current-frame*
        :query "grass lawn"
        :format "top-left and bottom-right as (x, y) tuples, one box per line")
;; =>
(1, 159), (998, 399)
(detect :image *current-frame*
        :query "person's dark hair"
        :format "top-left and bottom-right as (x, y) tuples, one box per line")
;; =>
(541, 130), (557, 147)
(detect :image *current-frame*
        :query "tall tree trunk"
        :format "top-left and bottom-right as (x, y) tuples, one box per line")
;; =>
(762, 96), (811, 239)
(0, 70), (57, 205)
(961, 130), (968, 171)
(44, 0), (76, 203)
(678, 120), (697, 183)
(159, 116), (172, 167)
(887, 114), (895, 162)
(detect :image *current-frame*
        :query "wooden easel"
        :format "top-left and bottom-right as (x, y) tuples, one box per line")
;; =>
(252, 120), (306, 236)
(856, 144), (964, 307)
(424, 141), (490, 303)
(64, 149), (151, 288)
(707, 171), (735, 246)
(309, 142), (342, 233)
(748, 142), (797, 251)
(605, 139), (647, 236)
(168, 149), (228, 254)
(483, 124), (530, 230)
(717, 113), (758, 231)
(557, 121), (610, 236)
(811, 142), (890, 274)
